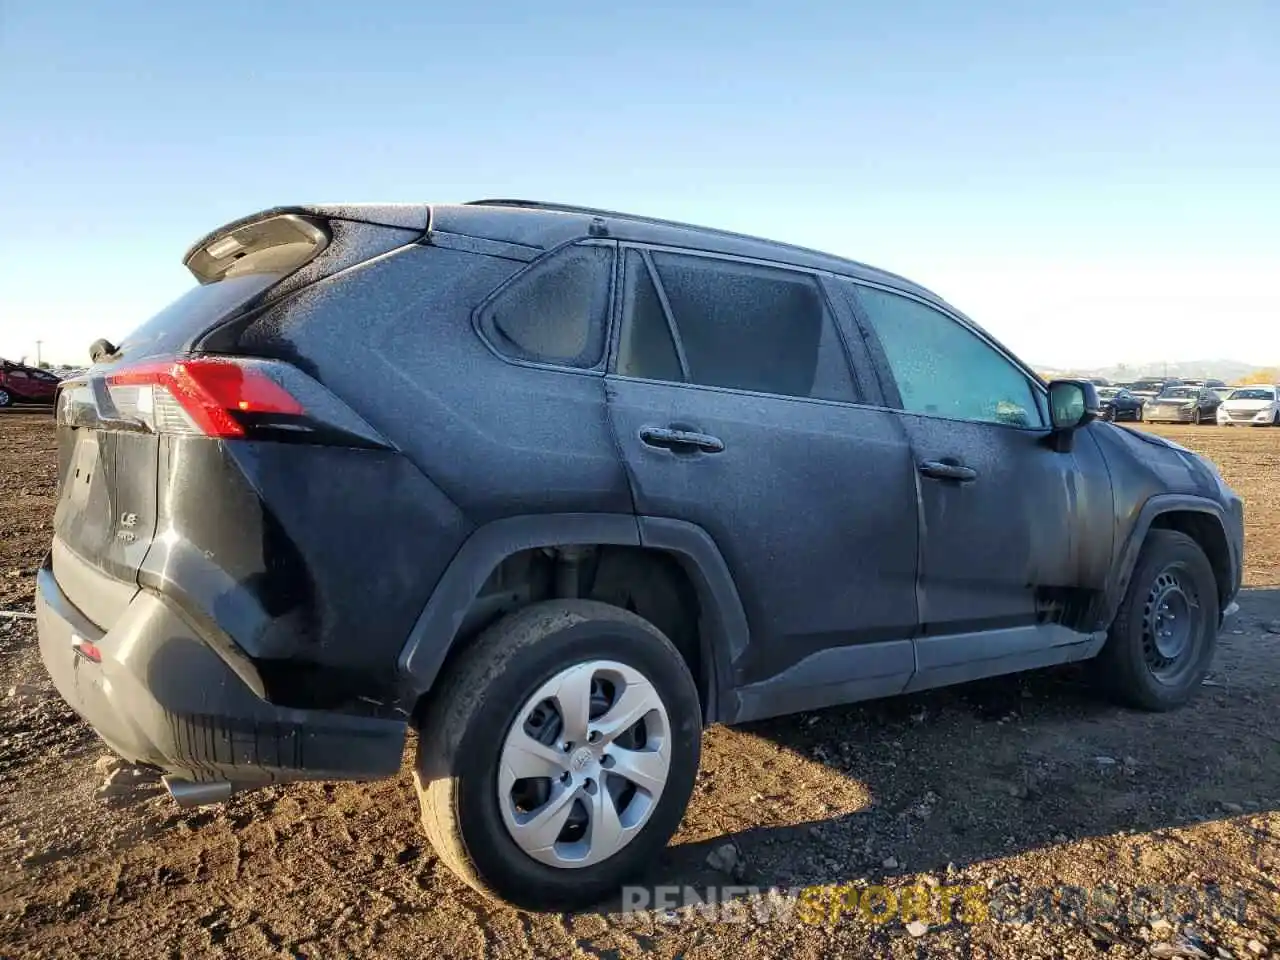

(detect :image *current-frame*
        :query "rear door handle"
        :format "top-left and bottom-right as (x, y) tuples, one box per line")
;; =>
(639, 426), (725, 454)
(919, 459), (977, 482)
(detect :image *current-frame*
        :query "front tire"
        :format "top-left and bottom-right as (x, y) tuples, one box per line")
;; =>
(0, 389), (11, 408)
(1093, 530), (1219, 711)
(414, 600), (702, 911)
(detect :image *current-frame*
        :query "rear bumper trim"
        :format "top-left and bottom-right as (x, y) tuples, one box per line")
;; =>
(36, 558), (407, 792)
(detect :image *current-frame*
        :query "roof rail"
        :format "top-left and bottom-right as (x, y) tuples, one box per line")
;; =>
(464, 198), (920, 289)
(466, 198), (780, 244)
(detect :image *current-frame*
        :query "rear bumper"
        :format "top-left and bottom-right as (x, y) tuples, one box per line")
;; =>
(36, 556), (406, 795)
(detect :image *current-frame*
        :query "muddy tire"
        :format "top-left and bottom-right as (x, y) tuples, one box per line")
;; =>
(414, 599), (702, 911)
(1093, 530), (1219, 711)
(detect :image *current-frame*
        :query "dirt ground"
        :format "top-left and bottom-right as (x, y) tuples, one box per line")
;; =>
(1, 407), (1277, 960)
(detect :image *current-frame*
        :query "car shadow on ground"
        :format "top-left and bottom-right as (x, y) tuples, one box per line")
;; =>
(593, 587), (1280, 916)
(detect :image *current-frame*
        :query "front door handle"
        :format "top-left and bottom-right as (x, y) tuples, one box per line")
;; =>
(919, 459), (977, 483)
(639, 426), (725, 454)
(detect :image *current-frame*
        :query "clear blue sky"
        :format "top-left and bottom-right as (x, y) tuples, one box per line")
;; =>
(2, 0), (1277, 369)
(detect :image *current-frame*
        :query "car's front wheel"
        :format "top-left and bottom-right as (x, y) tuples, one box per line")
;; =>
(414, 600), (702, 911)
(1093, 529), (1219, 711)
(0, 389), (11, 408)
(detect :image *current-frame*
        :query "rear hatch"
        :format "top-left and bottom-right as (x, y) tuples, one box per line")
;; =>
(51, 206), (427, 631)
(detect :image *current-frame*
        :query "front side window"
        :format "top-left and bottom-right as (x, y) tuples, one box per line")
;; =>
(852, 284), (1045, 428)
(614, 249), (857, 403)
(479, 243), (612, 368)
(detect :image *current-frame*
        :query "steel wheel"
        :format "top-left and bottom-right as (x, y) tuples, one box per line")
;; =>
(1140, 564), (1204, 685)
(497, 659), (670, 869)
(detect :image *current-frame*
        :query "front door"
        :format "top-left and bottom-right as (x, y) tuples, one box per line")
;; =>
(604, 247), (921, 718)
(837, 280), (1114, 662)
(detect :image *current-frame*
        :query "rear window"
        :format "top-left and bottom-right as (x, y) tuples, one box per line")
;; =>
(115, 273), (281, 363)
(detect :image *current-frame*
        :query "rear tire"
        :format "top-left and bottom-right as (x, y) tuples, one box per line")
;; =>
(414, 600), (702, 911)
(0, 389), (11, 408)
(1092, 530), (1219, 711)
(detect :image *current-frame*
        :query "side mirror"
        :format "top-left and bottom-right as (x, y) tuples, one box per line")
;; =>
(1047, 379), (1100, 431)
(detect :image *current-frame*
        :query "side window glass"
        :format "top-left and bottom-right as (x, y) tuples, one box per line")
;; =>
(616, 251), (683, 382)
(854, 284), (1045, 428)
(617, 249), (858, 403)
(480, 243), (612, 368)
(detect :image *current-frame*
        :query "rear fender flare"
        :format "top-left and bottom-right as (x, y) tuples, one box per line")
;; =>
(397, 513), (748, 724)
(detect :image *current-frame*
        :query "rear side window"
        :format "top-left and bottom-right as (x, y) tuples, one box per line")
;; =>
(480, 243), (612, 368)
(850, 283), (1045, 428)
(616, 250), (683, 382)
(615, 249), (857, 403)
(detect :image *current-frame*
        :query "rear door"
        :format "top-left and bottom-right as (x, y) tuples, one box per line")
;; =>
(835, 279), (1114, 654)
(49, 208), (426, 630)
(50, 266), (310, 627)
(52, 381), (160, 628)
(604, 247), (921, 716)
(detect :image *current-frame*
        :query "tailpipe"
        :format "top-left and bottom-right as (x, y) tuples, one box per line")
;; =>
(162, 776), (234, 808)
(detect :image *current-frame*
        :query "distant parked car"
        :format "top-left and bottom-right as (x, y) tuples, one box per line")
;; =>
(1127, 379), (1181, 405)
(1211, 386), (1238, 402)
(1144, 385), (1221, 424)
(0, 359), (60, 407)
(1096, 386), (1144, 422)
(1215, 385), (1280, 427)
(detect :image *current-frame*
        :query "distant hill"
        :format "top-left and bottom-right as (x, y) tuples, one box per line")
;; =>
(1033, 359), (1262, 384)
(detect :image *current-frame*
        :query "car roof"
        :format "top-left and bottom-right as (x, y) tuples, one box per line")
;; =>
(196, 199), (1011, 355)
(432, 199), (948, 304)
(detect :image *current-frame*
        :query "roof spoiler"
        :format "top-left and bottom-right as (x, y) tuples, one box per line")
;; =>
(183, 204), (430, 284)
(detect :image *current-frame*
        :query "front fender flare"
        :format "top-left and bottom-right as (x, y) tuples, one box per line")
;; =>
(1102, 493), (1239, 627)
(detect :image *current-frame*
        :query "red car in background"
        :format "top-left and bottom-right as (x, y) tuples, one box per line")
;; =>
(0, 359), (61, 407)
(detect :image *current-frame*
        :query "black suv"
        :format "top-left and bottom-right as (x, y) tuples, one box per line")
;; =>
(37, 201), (1244, 910)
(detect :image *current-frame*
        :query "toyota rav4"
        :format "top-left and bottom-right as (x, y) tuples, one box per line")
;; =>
(38, 200), (1244, 910)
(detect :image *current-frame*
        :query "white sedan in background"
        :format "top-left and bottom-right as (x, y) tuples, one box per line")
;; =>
(1216, 385), (1280, 426)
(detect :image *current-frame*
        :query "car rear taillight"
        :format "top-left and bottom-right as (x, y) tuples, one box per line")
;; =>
(105, 358), (304, 438)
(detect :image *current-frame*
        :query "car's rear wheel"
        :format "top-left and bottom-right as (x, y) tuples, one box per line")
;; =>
(414, 599), (702, 911)
(0, 389), (11, 408)
(1093, 530), (1219, 711)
